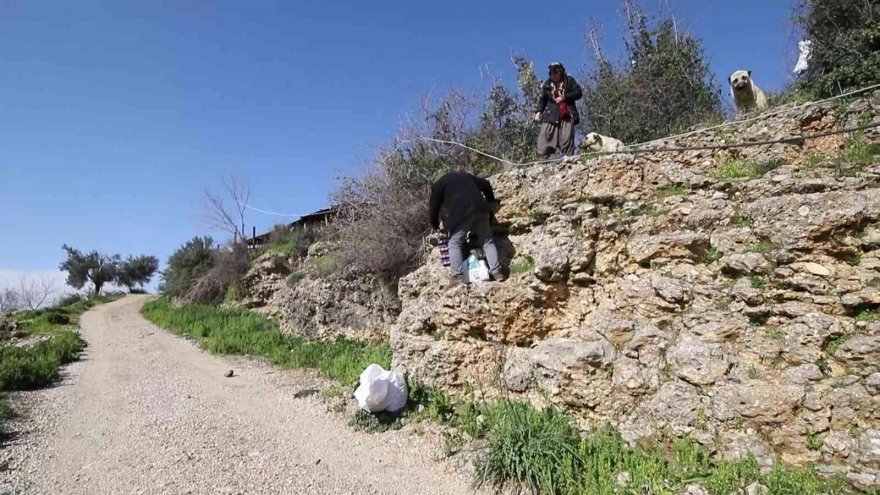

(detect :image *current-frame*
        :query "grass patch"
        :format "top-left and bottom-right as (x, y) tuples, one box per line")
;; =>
(824, 334), (852, 356)
(626, 203), (660, 217)
(845, 253), (862, 266)
(656, 183), (686, 197)
(700, 248), (724, 264)
(764, 327), (782, 340)
(0, 295), (115, 393)
(855, 309), (880, 323)
(840, 131), (880, 167)
(715, 158), (785, 180)
(749, 276), (766, 289)
(142, 298), (390, 386)
(747, 364), (759, 380)
(466, 399), (839, 495)
(287, 270), (308, 286)
(806, 434), (824, 452)
(746, 240), (774, 254)
(509, 256), (535, 275)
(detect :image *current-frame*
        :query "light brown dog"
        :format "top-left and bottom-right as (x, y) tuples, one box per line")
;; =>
(729, 70), (768, 114)
(580, 132), (625, 152)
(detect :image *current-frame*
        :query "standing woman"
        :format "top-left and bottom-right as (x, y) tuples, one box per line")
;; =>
(534, 62), (583, 159)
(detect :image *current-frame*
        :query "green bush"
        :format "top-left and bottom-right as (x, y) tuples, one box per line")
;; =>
(0, 330), (84, 391)
(581, 5), (723, 143)
(141, 298), (390, 386)
(161, 236), (215, 298)
(794, 0), (880, 96)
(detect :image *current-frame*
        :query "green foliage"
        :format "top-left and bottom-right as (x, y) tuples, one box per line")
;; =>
(855, 309), (880, 322)
(749, 276), (767, 289)
(747, 364), (759, 379)
(463, 399), (836, 495)
(59, 244), (120, 296)
(656, 183), (686, 197)
(794, 0), (880, 96)
(840, 131), (880, 168)
(287, 270), (308, 286)
(806, 434), (824, 452)
(746, 240), (775, 254)
(0, 330), (84, 391)
(141, 298), (390, 386)
(509, 255), (535, 275)
(715, 158), (785, 180)
(161, 236), (215, 298)
(115, 255), (159, 293)
(700, 248), (723, 264)
(825, 333), (852, 356)
(581, 5), (723, 143)
(764, 327), (783, 340)
(268, 224), (318, 257)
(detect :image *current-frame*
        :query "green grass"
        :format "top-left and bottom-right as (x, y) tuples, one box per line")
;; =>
(747, 364), (759, 379)
(656, 183), (686, 197)
(141, 298), (390, 386)
(465, 399), (840, 495)
(807, 434), (824, 452)
(824, 334), (852, 356)
(746, 240), (774, 254)
(287, 270), (308, 286)
(509, 255), (535, 275)
(845, 253), (862, 266)
(0, 295), (116, 393)
(840, 131), (880, 167)
(749, 276), (766, 289)
(855, 309), (880, 323)
(626, 204), (660, 217)
(715, 158), (785, 180)
(764, 327), (782, 340)
(700, 248), (724, 264)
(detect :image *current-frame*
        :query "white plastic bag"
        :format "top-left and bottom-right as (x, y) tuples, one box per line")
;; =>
(466, 255), (491, 284)
(353, 364), (408, 413)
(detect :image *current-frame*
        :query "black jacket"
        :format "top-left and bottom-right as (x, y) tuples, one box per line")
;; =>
(536, 75), (583, 125)
(429, 172), (496, 231)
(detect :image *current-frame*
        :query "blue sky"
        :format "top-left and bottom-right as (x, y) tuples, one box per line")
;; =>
(0, 0), (799, 291)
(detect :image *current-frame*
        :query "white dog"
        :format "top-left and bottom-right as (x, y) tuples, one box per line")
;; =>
(729, 70), (768, 114)
(580, 132), (625, 153)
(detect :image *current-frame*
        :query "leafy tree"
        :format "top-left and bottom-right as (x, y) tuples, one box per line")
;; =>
(116, 255), (160, 293)
(794, 0), (880, 95)
(59, 245), (120, 296)
(161, 236), (215, 298)
(581, 2), (723, 143)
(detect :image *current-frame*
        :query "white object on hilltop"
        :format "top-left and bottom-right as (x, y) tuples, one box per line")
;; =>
(794, 40), (812, 75)
(353, 364), (408, 413)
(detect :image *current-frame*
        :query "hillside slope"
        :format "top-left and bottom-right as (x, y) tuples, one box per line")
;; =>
(392, 92), (880, 488)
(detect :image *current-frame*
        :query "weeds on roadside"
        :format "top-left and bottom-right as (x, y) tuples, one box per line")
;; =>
(142, 298), (390, 386)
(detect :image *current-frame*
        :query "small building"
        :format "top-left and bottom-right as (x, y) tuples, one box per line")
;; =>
(246, 206), (338, 250)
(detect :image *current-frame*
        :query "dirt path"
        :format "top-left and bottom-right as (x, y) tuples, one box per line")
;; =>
(1, 296), (475, 494)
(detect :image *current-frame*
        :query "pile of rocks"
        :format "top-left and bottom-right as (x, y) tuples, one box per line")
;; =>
(391, 92), (880, 487)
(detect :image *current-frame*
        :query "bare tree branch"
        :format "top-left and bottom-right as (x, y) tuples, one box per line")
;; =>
(203, 174), (251, 244)
(17, 276), (57, 310)
(0, 288), (20, 314)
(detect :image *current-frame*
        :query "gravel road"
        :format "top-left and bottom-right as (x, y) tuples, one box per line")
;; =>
(1, 295), (476, 494)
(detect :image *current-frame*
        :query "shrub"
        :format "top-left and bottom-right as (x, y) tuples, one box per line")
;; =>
(581, 3), (723, 143)
(115, 255), (159, 293)
(794, 0), (880, 96)
(268, 224), (320, 257)
(56, 293), (85, 308)
(161, 236), (215, 298)
(183, 244), (250, 305)
(0, 330), (84, 391)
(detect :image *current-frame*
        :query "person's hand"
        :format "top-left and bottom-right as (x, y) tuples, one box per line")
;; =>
(554, 96), (564, 104)
(533, 112), (541, 122)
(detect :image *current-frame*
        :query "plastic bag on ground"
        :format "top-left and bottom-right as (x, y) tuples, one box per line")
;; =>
(466, 255), (491, 284)
(353, 364), (408, 413)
